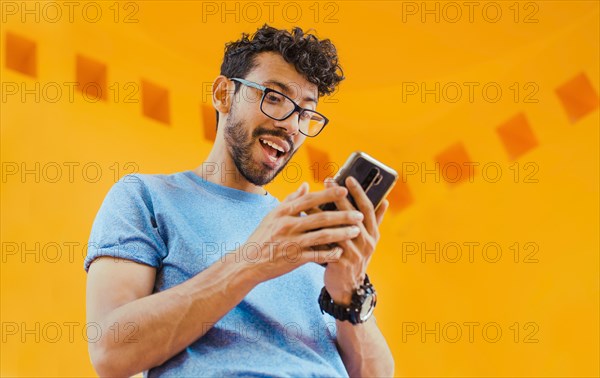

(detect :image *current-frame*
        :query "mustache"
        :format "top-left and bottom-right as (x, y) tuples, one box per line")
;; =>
(252, 126), (294, 153)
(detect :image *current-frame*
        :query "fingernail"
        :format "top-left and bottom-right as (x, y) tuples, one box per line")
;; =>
(351, 211), (364, 220)
(348, 226), (360, 236)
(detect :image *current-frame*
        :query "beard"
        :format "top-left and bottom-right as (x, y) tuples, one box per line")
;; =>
(224, 110), (297, 187)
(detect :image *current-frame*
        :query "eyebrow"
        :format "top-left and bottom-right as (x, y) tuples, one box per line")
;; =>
(264, 80), (318, 105)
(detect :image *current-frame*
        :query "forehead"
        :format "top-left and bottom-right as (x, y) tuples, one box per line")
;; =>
(247, 52), (318, 102)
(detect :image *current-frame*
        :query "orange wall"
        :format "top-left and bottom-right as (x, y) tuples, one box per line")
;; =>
(1, 1), (598, 376)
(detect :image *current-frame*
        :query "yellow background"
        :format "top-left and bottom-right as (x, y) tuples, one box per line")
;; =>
(1, 1), (599, 376)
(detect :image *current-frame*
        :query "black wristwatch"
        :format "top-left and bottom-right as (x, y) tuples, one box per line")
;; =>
(318, 275), (377, 325)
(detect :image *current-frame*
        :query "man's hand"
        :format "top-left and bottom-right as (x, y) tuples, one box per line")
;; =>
(322, 176), (390, 305)
(301, 177), (395, 377)
(242, 181), (366, 284)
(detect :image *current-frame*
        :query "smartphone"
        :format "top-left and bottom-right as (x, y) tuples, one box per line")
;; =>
(320, 151), (398, 212)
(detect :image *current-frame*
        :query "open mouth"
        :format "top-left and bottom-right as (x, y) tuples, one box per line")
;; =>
(259, 138), (285, 161)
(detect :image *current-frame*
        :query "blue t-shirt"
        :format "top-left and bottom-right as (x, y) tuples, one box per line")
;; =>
(84, 170), (348, 377)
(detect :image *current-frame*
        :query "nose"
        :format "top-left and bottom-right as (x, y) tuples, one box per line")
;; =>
(273, 111), (300, 137)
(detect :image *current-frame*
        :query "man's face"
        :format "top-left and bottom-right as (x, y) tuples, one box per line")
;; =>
(223, 52), (319, 186)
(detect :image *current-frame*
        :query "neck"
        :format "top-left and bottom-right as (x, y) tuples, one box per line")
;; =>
(193, 139), (267, 196)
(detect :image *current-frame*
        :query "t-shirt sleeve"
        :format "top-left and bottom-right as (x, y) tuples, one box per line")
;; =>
(84, 175), (167, 272)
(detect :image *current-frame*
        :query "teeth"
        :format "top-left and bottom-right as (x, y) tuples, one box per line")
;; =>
(260, 139), (284, 153)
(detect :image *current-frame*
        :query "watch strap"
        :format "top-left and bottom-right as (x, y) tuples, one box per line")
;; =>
(318, 274), (374, 324)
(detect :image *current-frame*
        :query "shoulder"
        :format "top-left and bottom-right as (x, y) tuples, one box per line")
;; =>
(117, 171), (180, 187)
(97, 172), (191, 214)
(112, 171), (188, 195)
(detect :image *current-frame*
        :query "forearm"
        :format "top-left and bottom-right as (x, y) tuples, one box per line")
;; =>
(336, 316), (395, 377)
(91, 253), (257, 377)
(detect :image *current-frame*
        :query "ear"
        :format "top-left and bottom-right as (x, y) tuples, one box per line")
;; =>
(212, 75), (234, 115)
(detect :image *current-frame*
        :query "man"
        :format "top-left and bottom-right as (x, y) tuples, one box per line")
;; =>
(85, 24), (395, 377)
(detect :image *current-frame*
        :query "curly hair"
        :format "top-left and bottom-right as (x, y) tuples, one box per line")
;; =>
(215, 24), (344, 126)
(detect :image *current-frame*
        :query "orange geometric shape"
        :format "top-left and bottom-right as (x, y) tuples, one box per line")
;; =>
(305, 145), (331, 183)
(5, 32), (37, 77)
(496, 113), (538, 160)
(141, 79), (170, 125)
(387, 179), (413, 213)
(201, 103), (217, 141)
(76, 55), (107, 101)
(435, 142), (475, 185)
(555, 72), (599, 123)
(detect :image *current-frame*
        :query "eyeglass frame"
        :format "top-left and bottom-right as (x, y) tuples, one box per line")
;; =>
(229, 77), (329, 137)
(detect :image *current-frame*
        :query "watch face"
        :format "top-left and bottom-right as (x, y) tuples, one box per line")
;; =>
(359, 293), (376, 321)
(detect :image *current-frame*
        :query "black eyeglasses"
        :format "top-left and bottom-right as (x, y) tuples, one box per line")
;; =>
(230, 77), (329, 137)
